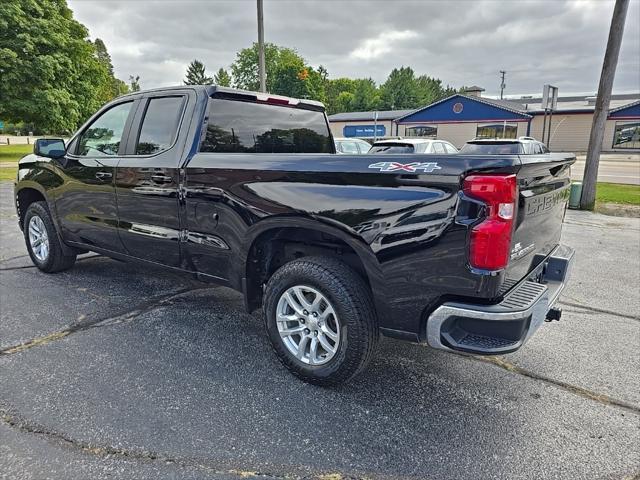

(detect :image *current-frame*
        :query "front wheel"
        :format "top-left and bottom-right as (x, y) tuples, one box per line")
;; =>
(263, 256), (379, 386)
(23, 201), (76, 273)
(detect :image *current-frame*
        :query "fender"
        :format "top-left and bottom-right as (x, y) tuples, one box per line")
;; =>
(15, 161), (76, 256)
(240, 215), (389, 317)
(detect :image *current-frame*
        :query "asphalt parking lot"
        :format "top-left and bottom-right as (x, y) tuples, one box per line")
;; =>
(1, 182), (639, 480)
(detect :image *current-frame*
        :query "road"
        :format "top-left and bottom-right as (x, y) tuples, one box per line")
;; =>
(0, 182), (639, 480)
(572, 154), (640, 185)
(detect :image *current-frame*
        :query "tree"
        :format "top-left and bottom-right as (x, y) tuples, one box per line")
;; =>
(94, 38), (129, 98)
(352, 78), (381, 111)
(129, 75), (141, 92)
(214, 68), (231, 87)
(271, 64), (326, 103)
(334, 91), (355, 113)
(184, 60), (213, 85)
(0, 0), (116, 133)
(325, 78), (356, 114)
(93, 38), (113, 76)
(230, 43), (305, 92)
(380, 67), (419, 110)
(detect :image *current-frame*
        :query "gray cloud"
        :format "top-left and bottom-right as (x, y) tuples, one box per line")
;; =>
(69, 0), (639, 97)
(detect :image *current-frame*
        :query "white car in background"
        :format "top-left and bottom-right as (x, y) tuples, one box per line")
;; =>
(460, 137), (550, 155)
(367, 138), (458, 154)
(334, 137), (372, 154)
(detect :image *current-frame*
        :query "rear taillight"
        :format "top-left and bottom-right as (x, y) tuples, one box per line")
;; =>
(463, 174), (517, 271)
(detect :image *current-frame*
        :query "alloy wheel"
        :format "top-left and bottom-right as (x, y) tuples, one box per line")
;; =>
(275, 285), (341, 365)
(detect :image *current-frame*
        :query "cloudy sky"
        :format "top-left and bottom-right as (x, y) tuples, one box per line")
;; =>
(68, 0), (639, 98)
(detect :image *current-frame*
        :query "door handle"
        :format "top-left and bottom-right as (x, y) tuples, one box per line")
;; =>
(151, 174), (173, 184)
(95, 171), (112, 181)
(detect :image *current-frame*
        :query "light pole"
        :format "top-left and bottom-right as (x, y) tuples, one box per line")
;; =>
(257, 0), (266, 93)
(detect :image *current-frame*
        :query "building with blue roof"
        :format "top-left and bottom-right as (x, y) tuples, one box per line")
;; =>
(327, 88), (639, 152)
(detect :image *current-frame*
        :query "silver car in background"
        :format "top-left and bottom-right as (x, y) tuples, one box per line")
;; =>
(334, 137), (372, 154)
(367, 138), (458, 154)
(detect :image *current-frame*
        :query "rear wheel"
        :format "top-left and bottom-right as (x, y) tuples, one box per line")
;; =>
(264, 256), (378, 385)
(23, 201), (76, 273)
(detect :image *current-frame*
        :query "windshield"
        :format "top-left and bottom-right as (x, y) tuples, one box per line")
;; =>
(368, 143), (415, 154)
(459, 142), (523, 155)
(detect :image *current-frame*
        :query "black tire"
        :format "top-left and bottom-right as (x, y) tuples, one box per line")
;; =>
(264, 256), (379, 386)
(23, 201), (76, 273)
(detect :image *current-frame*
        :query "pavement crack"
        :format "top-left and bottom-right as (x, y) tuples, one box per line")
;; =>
(558, 300), (640, 322)
(0, 254), (29, 264)
(470, 355), (640, 415)
(563, 220), (640, 232)
(0, 285), (213, 356)
(0, 254), (102, 271)
(0, 264), (37, 271)
(0, 406), (376, 480)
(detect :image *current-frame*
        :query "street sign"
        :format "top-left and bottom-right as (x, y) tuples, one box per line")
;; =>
(541, 85), (559, 147)
(343, 125), (386, 138)
(542, 85), (558, 110)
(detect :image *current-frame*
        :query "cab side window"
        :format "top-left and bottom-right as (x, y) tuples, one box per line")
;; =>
(135, 96), (185, 155)
(76, 102), (133, 157)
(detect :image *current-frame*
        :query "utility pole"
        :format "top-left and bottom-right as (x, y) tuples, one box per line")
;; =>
(580, 0), (629, 210)
(257, 0), (266, 92)
(499, 70), (506, 99)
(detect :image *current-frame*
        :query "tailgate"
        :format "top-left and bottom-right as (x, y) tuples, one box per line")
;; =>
(505, 153), (575, 283)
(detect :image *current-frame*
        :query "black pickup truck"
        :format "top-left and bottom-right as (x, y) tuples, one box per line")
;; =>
(15, 86), (575, 385)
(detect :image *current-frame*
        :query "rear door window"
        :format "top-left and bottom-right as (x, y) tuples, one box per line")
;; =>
(433, 142), (446, 154)
(201, 98), (332, 153)
(136, 96), (185, 155)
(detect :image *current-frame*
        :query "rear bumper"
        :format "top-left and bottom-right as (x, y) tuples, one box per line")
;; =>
(426, 244), (575, 355)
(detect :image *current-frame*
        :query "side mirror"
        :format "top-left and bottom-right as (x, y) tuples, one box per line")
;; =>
(34, 138), (66, 158)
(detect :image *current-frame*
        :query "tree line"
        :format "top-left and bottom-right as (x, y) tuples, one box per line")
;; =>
(0, 0), (140, 134)
(185, 43), (459, 115)
(1, 0), (460, 134)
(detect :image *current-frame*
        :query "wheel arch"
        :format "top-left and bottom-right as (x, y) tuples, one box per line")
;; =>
(15, 180), (78, 257)
(241, 217), (383, 313)
(15, 182), (49, 230)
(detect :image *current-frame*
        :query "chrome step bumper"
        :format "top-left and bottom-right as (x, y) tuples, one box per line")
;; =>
(426, 244), (575, 355)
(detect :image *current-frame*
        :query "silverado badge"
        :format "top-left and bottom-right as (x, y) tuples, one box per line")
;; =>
(368, 162), (442, 173)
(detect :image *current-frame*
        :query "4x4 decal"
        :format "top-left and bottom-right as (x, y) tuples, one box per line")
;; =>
(368, 162), (442, 173)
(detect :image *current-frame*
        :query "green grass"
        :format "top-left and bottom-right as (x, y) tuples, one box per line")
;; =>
(0, 144), (32, 163)
(0, 168), (17, 181)
(596, 182), (640, 205)
(0, 144), (31, 181)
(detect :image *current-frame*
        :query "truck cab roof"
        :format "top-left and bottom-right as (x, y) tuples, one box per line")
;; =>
(118, 85), (325, 111)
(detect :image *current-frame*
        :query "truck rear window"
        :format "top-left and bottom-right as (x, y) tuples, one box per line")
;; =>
(200, 98), (332, 153)
(459, 142), (524, 154)
(368, 144), (415, 154)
